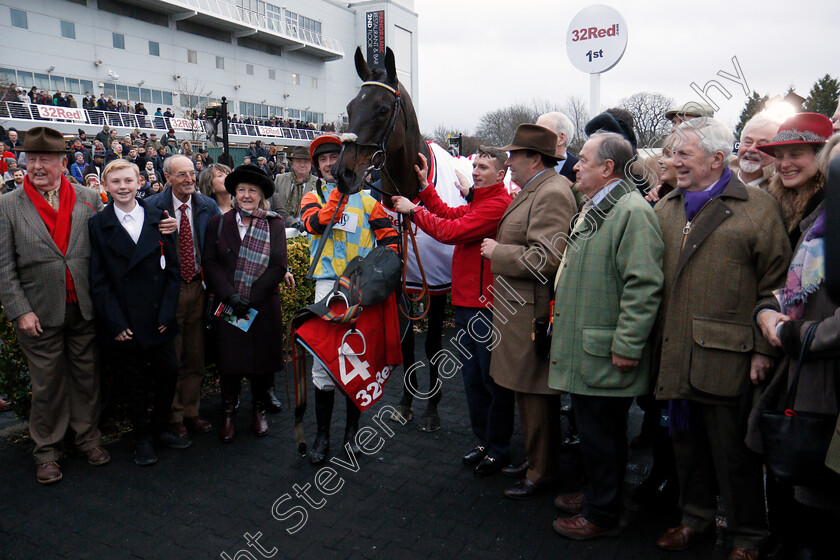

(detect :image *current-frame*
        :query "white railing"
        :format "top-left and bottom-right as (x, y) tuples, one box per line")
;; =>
(0, 101), (323, 141)
(173, 0), (343, 54)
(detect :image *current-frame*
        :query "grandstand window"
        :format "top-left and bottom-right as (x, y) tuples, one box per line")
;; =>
(50, 75), (65, 91)
(129, 87), (140, 100)
(1, 68), (17, 85)
(17, 71), (34, 88)
(116, 85), (128, 99)
(81, 80), (94, 94)
(141, 88), (152, 103)
(311, 77), (318, 89)
(66, 78), (81, 95)
(291, 73), (299, 85)
(162, 92), (173, 105)
(265, 3), (282, 30)
(216, 56), (225, 70)
(113, 33), (125, 49)
(149, 41), (160, 56)
(246, 64), (254, 75)
(104, 83), (116, 97)
(269, 69), (276, 80)
(188, 50), (198, 64)
(10, 9), (27, 29)
(285, 10), (321, 35)
(151, 89), (162, 104)
(34, 73), (50, 90)
(60, 21), (76, 39)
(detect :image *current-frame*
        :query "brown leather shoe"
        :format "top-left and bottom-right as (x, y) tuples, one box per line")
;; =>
(656, 524), (705, 551)
(85, 446), (110, 466)
(729, 547), (758, 560)
(554, 491), (585, 514)
(253, 405), (269, 437)
(36, 461), (62, 485)
(553, 515), (620, 540)
(170, 421), (188, 438)
(184, 416), (213, 433)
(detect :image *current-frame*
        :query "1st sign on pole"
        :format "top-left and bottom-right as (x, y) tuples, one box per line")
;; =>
(566, 5), (628, 116)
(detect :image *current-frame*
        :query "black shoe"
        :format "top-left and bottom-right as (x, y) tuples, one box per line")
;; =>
(504, 478), (542, 500)
(502, 460), (530, 478)
(154, 430), (193, 449)
(134, 439), (158, 466)
(474, 455), (509, 477)
(266, 387), (283, 414)
(562, 433), (580, 448)
(308, 430), (330, 465)
(463, 445), (486, 466)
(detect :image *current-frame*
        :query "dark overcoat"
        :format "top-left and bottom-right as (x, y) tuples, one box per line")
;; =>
(203, 211), (287, 376)
(88, 199), (180, 347)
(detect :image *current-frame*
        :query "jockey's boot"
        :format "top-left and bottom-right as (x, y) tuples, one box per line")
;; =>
(343, 396), (361, 455)
(308, 388), (334, 465)
(219, 391), (237, 443)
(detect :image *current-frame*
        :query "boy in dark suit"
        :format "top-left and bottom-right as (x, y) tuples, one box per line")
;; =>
(89, 160), (191, 466)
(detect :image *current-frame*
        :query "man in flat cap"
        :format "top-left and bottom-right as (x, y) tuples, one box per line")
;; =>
(270, 144), (318, 230)
(0, 127), (108, 484)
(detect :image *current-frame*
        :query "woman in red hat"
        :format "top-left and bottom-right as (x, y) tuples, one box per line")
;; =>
(758, 112), (833, 248)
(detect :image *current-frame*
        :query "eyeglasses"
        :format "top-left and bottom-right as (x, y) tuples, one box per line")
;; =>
(174, 171), (197, 179)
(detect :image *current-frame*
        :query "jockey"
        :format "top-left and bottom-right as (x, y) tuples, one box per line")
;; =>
(299, 133), (399, 465)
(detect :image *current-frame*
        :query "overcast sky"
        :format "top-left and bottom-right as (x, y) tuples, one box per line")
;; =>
(414, 0), (838, 135)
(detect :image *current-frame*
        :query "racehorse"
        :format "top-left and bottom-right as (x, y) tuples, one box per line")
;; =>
(335, 46), (471, 431)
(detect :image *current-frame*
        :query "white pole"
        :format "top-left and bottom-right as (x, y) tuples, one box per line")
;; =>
(590, 72), (601, 116)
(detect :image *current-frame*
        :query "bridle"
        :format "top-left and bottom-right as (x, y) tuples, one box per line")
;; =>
(338, 80), (409, 198)
(339, 80), (430, 320)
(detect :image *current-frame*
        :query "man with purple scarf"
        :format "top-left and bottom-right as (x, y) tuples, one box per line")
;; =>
(652, 118), (791, 560)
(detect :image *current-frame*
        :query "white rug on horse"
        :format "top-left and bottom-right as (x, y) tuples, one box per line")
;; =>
(381, 141), (473, 295)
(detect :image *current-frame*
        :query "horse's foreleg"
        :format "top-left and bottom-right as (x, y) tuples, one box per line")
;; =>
(418, 294), (446, 432)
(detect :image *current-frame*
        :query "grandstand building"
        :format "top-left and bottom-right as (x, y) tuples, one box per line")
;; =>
(1, 0), (418, 145)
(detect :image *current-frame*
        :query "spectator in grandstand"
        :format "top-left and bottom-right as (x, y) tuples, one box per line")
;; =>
(70, 152), (87, 183)
(165, 138), (178, 156)
(82, 93), (94, 111)
(83, 148), (106, 179)
(3, 168), (24, 194)
(105, 142), (123, 165)
(194, 159), (204, 174)
(163, 108), (174, 118)
(146, 133), (163, 152)
(153, 146), (168, 177)
(70, 138), (90, 163)
(180, 141), (193, 159)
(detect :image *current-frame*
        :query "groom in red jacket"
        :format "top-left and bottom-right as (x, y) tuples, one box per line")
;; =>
(392, 146), (515, 476)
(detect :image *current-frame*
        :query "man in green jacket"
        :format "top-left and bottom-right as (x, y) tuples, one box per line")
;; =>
(549, 132), (664, 540)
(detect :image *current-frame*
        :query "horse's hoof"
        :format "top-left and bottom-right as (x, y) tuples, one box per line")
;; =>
(417, 413), (441, 432)
(390, 405), (413, 422)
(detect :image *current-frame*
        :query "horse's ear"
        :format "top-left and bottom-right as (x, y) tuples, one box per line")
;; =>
(385, 47), (397, 84)
(354, 47), (371, 81)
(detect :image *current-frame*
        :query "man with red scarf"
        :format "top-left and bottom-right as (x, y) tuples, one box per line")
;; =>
(0, 127), (108, 484)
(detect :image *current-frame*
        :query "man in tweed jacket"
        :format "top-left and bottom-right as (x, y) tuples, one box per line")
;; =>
(0, 127), (107, 484)
(549, 132), (664, 539)
(653, 118), (790, 560)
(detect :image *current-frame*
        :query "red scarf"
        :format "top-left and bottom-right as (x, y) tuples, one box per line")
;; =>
(24, 175), (78, 302)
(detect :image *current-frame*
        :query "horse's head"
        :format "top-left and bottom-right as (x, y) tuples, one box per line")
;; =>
(334, 46), (421, 201)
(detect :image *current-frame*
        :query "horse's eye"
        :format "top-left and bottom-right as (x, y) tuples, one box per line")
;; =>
(378, 106), (389, 116)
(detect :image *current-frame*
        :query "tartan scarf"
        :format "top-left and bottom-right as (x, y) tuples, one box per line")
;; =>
(781, 210), (826, 320)
(233, 207), (275, 300)
(23, 174), (78, 302)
